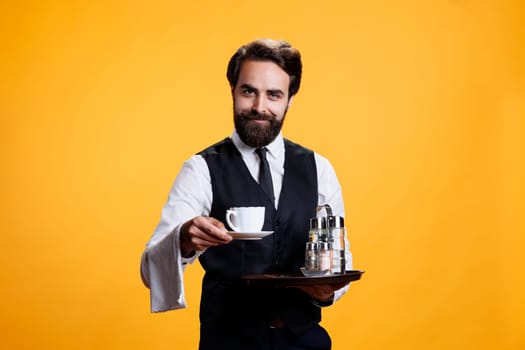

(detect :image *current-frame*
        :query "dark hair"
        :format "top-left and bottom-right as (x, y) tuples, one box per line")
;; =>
(226, 39), (302, 98)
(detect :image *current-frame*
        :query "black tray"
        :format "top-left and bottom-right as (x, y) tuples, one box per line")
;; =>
(242, 270), (364, 288)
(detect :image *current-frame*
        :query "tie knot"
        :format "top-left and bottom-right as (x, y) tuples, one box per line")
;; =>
(256, 147), (268, 159)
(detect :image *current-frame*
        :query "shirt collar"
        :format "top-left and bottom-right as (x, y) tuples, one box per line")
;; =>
(231, 130), (284, 160)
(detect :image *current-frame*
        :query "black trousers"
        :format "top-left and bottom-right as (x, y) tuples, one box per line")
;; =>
(199, 324), (332, 350)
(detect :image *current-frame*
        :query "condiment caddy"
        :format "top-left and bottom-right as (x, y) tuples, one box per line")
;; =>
(303, 204), (347, 276)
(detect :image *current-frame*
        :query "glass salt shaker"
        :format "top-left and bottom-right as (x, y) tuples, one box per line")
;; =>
(328, 215), (346, 274)
(318, 241), (332, 273)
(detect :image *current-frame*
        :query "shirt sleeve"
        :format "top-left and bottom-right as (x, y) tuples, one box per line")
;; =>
(140, 155), (211, 312)
(314, 153), (353, 304)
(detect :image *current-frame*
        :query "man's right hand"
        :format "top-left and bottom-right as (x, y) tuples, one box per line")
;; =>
(180, 216), (232, 257)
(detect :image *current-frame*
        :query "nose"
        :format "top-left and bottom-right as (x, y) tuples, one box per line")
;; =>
(252, 95), (267, 115)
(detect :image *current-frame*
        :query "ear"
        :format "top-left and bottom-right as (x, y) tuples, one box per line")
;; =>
(287, 95), (294, 109)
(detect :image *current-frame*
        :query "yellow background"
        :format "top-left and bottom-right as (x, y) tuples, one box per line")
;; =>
(1, 0), (524, 349)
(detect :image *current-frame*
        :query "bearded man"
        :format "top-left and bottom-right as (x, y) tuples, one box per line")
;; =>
(141, 39), (353, 350)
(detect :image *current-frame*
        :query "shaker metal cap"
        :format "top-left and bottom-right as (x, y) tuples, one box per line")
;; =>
(328, 216), (345, 228)
(309, 216), (327, 229)
(305, 242), (318, 250)
(318, 241), (332, 249)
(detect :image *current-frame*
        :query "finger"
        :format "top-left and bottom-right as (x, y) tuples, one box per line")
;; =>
(290, 284), (338, 298)
(207, 216), (227, 229)
(185, 220), (232, 250)
(186, 229), (229, 252)
(331, 282), (349, 290)
(291, 285), (332, 301)
(194, 217), (231, 242)
(190, 236), (223, 251)
(188, 224), (228, 245)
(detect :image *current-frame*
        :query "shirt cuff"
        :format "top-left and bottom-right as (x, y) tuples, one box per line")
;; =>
(311, 295), (334, 308)
(181, 250), (198, 265)
(174, 224), (200, 266)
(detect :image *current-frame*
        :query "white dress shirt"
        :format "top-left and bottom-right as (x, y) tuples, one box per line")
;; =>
(141, 131), (352, 312)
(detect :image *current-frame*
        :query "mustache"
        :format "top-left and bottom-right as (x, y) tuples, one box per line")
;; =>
(242, 111), (272, 121)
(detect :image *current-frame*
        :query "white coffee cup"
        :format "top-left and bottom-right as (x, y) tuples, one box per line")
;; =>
(225, 206), (265, 232)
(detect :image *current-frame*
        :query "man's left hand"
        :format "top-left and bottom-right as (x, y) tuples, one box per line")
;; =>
(292, 282), (348, 302)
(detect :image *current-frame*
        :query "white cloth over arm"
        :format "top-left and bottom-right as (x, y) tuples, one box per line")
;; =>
(140, 156), (211, 312)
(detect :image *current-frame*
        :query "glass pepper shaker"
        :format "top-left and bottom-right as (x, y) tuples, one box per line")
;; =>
(304, 242), (318, 271)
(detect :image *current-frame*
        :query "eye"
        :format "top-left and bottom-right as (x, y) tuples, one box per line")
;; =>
(268, 91), (283, 101)
(241, 87), (256, 96)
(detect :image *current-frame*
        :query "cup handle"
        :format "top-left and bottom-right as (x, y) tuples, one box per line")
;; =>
(225, 210), (238, 232)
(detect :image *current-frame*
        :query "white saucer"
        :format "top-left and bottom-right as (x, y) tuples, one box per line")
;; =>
(227, 231), (274, 240)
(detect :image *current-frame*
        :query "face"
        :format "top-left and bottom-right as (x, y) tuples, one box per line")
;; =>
(232, 60), (293, 148)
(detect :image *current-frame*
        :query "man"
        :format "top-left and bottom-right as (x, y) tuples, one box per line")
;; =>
(141, 39), (352, 350)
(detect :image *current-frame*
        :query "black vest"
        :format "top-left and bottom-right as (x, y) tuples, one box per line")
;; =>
(197, 138), (320, 336)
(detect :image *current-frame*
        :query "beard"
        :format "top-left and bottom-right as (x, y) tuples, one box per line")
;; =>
(234, 110), (285, 148)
